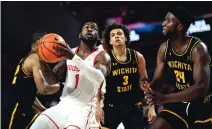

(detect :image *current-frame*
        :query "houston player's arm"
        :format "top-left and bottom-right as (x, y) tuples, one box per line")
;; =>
(31, 54), (60, 94)
(94, 51), (111, 102)
(165, 42), (210, 102)
(52, 59), (67, 81)
(93, 51), (111, 122)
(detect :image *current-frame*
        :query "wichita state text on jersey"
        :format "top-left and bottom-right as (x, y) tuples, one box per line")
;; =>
(105, 48), (143, 105)
(165, 36), (204, 92)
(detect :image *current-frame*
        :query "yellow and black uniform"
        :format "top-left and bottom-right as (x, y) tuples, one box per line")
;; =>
(158, 36), (211, 129)
(188, 62), (212, 129)
(101, 48), (144, 129)
(2, 54), (38, 129)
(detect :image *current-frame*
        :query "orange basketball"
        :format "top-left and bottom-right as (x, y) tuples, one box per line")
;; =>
(37, 33), (67, 63)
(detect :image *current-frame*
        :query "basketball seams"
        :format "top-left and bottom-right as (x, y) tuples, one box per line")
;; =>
(38, 33), (66, 63)
(40, 42), (50, 62)
(41, 35), (64, 57)
(43, 43), (60, 56)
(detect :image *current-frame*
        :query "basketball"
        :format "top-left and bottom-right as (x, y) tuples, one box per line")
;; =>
(37, 33), (67, 63)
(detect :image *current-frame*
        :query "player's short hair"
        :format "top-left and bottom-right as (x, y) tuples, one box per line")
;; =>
(102, 23), (130, 49)
(169, 6), (195, 31)
(31, 30), (47, 44)
(80, 21), (99, 32)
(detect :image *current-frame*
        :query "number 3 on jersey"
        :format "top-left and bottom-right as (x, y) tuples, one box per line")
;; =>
(174, 70), (185, 83)
(123, 75), (129, 85)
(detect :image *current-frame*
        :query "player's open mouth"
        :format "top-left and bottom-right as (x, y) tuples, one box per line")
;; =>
(86, 34), (93, 37)
(115, 39), (121, 42)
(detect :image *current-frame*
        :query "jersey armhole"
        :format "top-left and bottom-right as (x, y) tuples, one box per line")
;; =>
(164, 40), (169, 61)
(189, 40), (201, 61)
(134, 50), (139, 66)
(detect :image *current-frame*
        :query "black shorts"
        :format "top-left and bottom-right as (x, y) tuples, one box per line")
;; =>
(2, 102), (38, 129)
(100, 103), (144, 129)
(188, 94), (212, 129)
(158, 102), (190, 129)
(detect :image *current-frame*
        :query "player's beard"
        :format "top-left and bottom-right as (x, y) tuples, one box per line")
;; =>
(81, 37), (98, 46)
(164, 30), (178, 40)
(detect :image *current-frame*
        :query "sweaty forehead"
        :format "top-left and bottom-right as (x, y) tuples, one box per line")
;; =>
(83, 22), (98, 28)
(110, 28), (124, 34)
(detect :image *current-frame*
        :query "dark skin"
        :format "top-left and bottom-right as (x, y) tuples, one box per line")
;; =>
(140, 12), (210, 129)
(15, 40), (60, 116)
(22, 42), (60, 95)
(40, 22), (111, 123)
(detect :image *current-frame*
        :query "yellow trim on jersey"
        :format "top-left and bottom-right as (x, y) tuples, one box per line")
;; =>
(134, 50), (139, 65)
(195, 118), (212, 124)
(9, 103), (19, 129)
(25, 114), (39, 129)
(164, 40), (169, 61)
(112, 48), (131, 64)
(172, 37), (193, 56)
(189, 40), (201, 61)
(99, 124), (110, 129)
(204, 94), (212, 103)
(162, 109), (189, 129)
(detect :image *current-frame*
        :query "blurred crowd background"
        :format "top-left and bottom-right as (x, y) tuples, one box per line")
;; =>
(2, 1), (212, 125)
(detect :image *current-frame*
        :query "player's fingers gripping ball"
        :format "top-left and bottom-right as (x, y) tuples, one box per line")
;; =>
(37, 33), (68, 63)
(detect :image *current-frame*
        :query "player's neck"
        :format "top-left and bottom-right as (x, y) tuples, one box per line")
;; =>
(79, 41), (97, 53)
(112, 46), (127, 57)
(171, 34), (188, 46)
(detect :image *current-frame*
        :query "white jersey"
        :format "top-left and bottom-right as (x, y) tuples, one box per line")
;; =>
(59, 46), (105, 107)
(30, 46), (107, 129)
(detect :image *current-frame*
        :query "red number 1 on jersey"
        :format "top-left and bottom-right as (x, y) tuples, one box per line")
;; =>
(74, 74), (79, 88)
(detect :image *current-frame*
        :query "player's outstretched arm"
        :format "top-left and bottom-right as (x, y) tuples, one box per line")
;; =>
(165, 42), (210, 102)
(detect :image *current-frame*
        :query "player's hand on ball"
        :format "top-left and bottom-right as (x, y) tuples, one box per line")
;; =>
(53, 44), (75, 59)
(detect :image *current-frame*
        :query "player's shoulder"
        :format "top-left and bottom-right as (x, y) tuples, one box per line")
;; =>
(25, 53), (40, 67)
(94, 49), (111, 66)
(97, 50), (111, 60)
(192, 41), (209, 55)
(191, 36), (207, 53)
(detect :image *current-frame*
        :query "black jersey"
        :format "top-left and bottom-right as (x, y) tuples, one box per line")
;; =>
(104, 48), (144, 106)
(164, 36), (203, 92)
(11, 53), (37, 110)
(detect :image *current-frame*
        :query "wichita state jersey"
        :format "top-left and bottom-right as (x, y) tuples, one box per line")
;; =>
(11, 53), (37, 110)
(164, 36), (208, 92)
(104, 48), (144, 106)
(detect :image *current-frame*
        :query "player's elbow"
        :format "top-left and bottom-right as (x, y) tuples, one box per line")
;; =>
(37, 88), (48, 95)
(37, 84), (53, 95)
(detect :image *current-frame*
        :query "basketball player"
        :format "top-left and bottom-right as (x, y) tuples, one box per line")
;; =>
(30, 22), (111, 129)
(2, 31), (61, 129)
(140, 6), (211, 129)
(100, 23), (156, 129)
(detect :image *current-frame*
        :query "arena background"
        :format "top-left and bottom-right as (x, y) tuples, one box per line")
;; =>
(2, 1), (212, 128)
